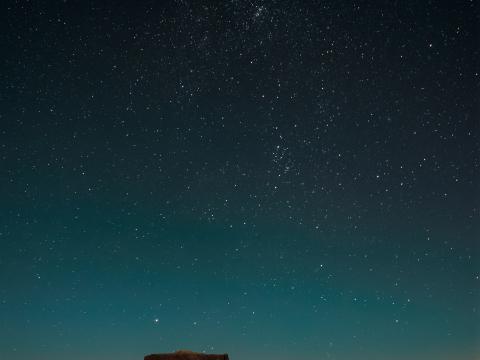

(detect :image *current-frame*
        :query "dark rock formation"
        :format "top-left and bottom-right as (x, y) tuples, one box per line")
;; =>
(145, 350), (229, 360)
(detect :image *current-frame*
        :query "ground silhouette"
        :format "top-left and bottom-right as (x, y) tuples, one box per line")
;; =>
(145, 350), (229, 360)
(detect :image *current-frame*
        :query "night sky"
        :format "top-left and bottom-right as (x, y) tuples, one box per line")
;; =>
(1, 1), (479, 359)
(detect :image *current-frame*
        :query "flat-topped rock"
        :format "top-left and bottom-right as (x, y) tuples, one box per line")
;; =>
(145, 350), (229, 360)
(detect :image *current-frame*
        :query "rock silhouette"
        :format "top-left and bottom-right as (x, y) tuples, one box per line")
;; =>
(145, 350), (229, 360)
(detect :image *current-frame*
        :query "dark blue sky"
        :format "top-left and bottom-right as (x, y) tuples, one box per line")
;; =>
(0, 1), (479, 359)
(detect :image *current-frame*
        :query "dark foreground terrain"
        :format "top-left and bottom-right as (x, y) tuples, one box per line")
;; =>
(145, 350), (229, 360)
